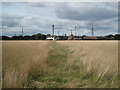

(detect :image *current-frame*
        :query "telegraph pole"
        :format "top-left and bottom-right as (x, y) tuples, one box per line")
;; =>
(58, 30), (59, 36)
(22, 26), (23, 36)
(70, 30), (73, 35)
(92, 26), (94, 37)
(75, 27), (76, 37)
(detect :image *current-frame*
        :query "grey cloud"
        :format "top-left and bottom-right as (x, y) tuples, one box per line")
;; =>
(54, 3), (117, 21)
(2, 14), (23, 27)
(2, 2), (14, 6)
(28, 3), (46, 7)
(2, 2), (118, 36)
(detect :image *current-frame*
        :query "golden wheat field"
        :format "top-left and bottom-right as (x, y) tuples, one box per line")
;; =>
(2, 40), (119, 88)
(2, 41), (50, 88)
(58, 41), (118, 75)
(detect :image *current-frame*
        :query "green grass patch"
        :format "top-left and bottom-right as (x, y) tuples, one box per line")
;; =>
(27, 41), (118, 88)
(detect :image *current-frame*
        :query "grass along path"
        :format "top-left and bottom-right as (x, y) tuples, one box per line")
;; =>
(28, 41), (118, 88)
(28, 41), (69, 88)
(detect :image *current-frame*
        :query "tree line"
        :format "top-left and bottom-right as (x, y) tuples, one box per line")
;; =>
(1, 33), (120, 40)
(1, 33), (46, 40)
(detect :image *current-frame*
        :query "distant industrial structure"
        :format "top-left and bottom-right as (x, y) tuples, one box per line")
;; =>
(67, 26), (98, 40)
(46, 25), (98, 40)
(82, 26), (97, 40)
(9, 24), (118, 41)
(2, 23), (120, 40)
(46, 25), (57, 40)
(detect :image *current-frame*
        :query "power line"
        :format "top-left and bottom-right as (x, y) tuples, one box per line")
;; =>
(70, 30), (73, 35)
(92, 26), (94, 37)
(74, 27), (76, 36)
(58, 30), (59, 36)
(22, 26), (23, 36)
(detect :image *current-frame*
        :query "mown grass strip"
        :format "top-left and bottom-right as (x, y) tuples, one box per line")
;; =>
(28, 41), (118, 88)
(28, 41), (69, 88)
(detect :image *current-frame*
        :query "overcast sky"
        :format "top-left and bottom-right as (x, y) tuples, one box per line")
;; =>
(2, 2), (118, 36)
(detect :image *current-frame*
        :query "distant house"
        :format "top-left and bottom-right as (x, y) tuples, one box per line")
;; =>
(83, 36), (97, 40)
(74, 37), (82, 40)
(46, 36), (57, 40)
(91, 37), (98, 39)
(68, 34), (74, 40)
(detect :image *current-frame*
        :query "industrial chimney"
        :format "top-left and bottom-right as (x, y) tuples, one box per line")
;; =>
(52, 25), (54, 36)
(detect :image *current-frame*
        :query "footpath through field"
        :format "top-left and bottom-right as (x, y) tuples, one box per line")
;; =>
(28, 41), (118, 88)
(28, 41), (71, 88)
